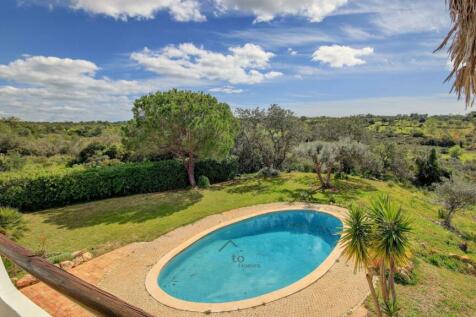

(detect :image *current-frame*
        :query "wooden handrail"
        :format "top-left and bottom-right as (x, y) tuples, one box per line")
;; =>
(0, 234), (154, 317)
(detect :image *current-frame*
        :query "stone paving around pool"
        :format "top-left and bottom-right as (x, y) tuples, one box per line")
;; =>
(20, 202), (369, 317)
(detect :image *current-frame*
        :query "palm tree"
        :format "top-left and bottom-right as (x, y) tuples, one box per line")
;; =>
(369, 195), (412, 305)
(436, 0), (476, 108)
(341, 206), (382, 317)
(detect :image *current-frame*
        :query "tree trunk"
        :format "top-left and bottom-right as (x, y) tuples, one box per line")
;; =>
(389, 258), (397, 303)
(314, 163), (326, 188)
(186, 153), (196, 187)
(366, 271), (382, 317)
(444, 209), (455, 228)
(325, 163), (333, 188)
(379, 262), (389, 303)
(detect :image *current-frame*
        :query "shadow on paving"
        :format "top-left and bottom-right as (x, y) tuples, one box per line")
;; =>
(40, 190), (203, 229)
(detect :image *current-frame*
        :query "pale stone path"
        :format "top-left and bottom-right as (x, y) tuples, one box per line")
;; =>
(21, 203), (369, 317)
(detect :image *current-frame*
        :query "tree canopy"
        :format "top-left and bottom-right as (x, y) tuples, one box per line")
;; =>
(123, 89), (238, 186)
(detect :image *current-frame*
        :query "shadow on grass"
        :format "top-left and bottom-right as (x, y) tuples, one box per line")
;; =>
(41, 190), (203, 229)
(223, 176), (286, 194)
(219, 173), (377, 205)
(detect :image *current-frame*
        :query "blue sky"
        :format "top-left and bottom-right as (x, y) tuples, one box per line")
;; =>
(0, 0), (469, 121)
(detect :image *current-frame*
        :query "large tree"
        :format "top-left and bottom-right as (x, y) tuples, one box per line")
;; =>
(295, 138), (381, 189)
(235, 105), (303, 171)
(124, 89), (238, 187)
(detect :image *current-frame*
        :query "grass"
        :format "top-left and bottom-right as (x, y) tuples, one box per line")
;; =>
(17, 172), (476, 316)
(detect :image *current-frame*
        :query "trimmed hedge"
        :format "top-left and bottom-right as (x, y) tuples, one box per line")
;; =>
(0, 158), (238, 212)
(195, 158), (239, 183)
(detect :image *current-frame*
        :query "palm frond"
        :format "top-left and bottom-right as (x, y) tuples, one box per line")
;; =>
(369, 195), (412, 267)
(341, 206), (374, 272)
(436, 0), (476, 107)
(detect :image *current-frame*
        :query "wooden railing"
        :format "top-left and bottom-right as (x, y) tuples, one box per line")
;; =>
(0, 234), (154, 317)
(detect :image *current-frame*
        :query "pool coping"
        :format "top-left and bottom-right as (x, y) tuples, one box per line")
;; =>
(145, 203), (347, 313)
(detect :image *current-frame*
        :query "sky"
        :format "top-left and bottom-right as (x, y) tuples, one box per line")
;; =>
(0, 0), (471, 121)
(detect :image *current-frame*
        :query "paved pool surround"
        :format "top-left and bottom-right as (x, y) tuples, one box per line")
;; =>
(21, 202), (369, 317)
(99, 202), (368, 317)
(146, 206), (345, 312)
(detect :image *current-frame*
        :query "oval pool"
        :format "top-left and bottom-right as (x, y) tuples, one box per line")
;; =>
(146, 209), (343, 311)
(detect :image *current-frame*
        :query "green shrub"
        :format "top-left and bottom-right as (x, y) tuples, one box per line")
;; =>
(449, 146), (463, 159)
(0, 207), (26, 240)
(197, 176), (210, 188)
(47, 252), (73, 264)
(0, 161), (187, 211)
(427, 254), (468, 273)
(195, 157), (238, 183)
(0, 159), (237, 211)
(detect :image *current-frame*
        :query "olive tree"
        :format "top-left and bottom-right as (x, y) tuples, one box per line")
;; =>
(295, 141), (339, 189)
(235, 105), (303, 171)
(434, 176), (476, 228)
(123, 89), (238, 187)
(296, 139), (382, 189)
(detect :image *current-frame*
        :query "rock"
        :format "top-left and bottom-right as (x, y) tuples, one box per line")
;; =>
(459, 255), (472, 263)
(16, 274), (38, 288)
(449, 253), (473, 264)
(70, 251), (93, 267)
(72, 256), (84, 267)
(397, 270), (412, 284)
(458, 241), (468, 253)
(59, 260), (74, 270)
(81, 252), (93, 262)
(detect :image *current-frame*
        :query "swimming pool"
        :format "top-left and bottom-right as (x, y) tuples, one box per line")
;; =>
(146, 208), (343, 312)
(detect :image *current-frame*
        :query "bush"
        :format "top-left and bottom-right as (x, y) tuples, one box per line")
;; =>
(195, 157), (238, 183)
(414, 149), (448, 186)
(449, 146), (463, 159)
(70, 142), (125, 166)
(0, 152), (26, 172)
(0, 160), (187, 211)
(257, 167), (280, 178)
(197, 176), (210, 188)
(0, 207), (26, 240)
(421, 136), (456, 147)
(0, 159), (237, 211)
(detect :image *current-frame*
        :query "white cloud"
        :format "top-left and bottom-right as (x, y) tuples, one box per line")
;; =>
(131, 43), (282, 84)
(288, 48), (298, 56)
(312, 45), (374, 68)
(341, 25), (379, 41)
(223, 27), (334, 48)
(71, 0), (205, 22)
(209, 86), (243, 94)
(214, 0), (348, 23)
(0, 56), (150, 121)
(338, 0), (449, 36)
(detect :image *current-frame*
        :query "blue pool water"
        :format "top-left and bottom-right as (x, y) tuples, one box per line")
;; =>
(158, 210), (342, 303)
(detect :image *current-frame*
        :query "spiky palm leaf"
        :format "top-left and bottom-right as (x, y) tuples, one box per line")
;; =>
(436, 0), (476, 107)
(369, 195), (412, 267)
(341, 206), (374, 272)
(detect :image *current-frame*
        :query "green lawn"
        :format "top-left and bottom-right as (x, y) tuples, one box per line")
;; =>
(18, 172), (476, 316)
